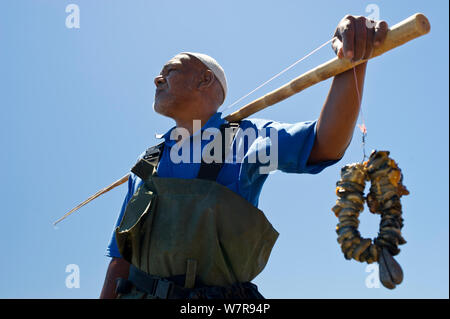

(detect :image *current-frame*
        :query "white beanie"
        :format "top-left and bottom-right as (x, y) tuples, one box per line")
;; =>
(181, 52), (227, 103)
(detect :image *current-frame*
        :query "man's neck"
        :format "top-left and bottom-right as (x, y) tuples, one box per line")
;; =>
(175, 112), (215, 135)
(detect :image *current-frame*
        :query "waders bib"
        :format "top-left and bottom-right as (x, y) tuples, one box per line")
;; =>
(115, 124), (279, 298)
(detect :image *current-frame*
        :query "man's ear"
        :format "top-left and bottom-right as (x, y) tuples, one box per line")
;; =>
(198, 69), (215, 90)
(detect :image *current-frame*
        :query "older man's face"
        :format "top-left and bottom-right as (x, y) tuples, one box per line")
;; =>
(153, 54), (203, 118)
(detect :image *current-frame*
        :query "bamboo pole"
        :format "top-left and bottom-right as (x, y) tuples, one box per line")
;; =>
(224, 13), (430, 122)
(55, 13), (430, 225)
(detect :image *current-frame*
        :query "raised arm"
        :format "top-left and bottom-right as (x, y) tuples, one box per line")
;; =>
(308, 15), (388, 164)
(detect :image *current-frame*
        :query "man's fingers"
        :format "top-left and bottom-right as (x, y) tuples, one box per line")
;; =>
(331, 37), (344, 59)
(363, 22), (375, 60)
(374, 20), (388, 47)
(334, 15), (388, 60)
(353, 17), (367, 61)
(339, 17), (355, 59)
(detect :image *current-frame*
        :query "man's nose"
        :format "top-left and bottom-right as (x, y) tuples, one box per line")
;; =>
(154, 75), (166, 87)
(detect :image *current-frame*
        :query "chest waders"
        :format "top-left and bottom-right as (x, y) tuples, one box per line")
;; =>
(115, 123), (279, 299)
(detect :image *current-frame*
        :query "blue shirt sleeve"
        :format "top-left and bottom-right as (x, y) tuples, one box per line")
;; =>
(105, 173), (138, 258)
(273, 119), (340, 174)
(237, 119), (340, 205)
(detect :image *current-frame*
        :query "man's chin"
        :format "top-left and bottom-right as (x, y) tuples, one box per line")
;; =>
(153, 102), (173, 118)
(153, 101), (164, 114)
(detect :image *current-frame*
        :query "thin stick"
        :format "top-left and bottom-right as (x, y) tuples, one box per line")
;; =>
(224, 13), (430, 122)
(53, 173), (130, 225)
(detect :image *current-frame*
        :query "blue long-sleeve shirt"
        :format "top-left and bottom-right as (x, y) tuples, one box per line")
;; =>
(106, 112), (339, 258)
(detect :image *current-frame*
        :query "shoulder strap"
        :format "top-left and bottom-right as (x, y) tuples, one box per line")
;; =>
(131, 122), (240, 182)
(131, 142), (165, 181)
(196, 122), (240, 181)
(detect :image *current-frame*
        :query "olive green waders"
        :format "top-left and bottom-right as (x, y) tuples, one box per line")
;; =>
(115, 125), (279, 299)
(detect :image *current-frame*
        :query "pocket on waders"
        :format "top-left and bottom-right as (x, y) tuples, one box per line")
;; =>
(115, 183), (157, 266)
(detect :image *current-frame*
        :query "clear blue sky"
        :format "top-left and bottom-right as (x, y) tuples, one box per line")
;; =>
(0, 0), (448, 298)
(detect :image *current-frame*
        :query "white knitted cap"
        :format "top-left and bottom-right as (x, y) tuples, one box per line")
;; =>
(180, 52), (227, 104)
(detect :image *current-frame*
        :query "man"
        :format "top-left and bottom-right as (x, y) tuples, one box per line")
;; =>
(100, 15), (388, 299)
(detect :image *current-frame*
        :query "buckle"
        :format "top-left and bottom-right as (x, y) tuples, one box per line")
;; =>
(227, 122), (240, 129)
(143, 145), (163, 161)
(154, 279), (174, 299)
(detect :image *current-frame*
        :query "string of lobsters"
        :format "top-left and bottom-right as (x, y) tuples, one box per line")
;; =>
(333, 150), (409, 289)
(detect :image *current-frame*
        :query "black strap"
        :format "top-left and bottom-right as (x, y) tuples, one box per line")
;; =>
(131, 122), (240, 182)
(196, 122), (240, 181)
(126, 265), (186, 299)
(131, 142), (164, 181)
(119, 264), (264, 299)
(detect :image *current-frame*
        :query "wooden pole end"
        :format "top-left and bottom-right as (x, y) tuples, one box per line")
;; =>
(413, 13), (431, 35)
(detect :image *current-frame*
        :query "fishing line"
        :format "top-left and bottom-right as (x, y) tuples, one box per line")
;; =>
(353, 66), (368, 162)
(221, 37), (335, 111)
